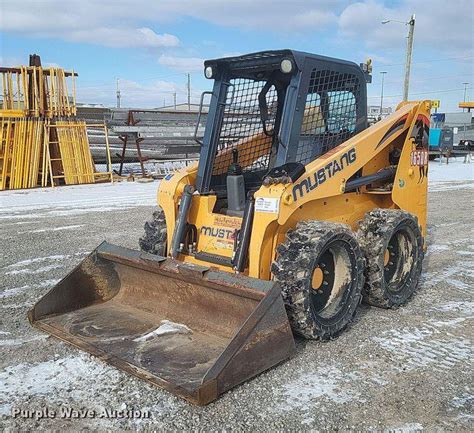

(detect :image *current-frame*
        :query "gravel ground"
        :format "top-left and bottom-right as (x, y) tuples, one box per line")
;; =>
(0, 171), (473, 431)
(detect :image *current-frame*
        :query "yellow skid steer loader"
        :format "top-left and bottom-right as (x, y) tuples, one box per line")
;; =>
(29, 50), (431, 405)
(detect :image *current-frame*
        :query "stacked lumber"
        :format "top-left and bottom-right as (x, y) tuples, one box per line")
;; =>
(0, 57), (112, 190)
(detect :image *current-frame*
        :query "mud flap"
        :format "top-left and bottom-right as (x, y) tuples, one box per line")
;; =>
(28, 242), (295, 405)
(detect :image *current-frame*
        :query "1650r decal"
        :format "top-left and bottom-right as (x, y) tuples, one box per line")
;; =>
(410, 149), (428, 167)
(292, 148), (356, 201)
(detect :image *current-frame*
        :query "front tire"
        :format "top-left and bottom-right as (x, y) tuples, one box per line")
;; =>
(271, 221), (365, 340)
(357, 209), (423, 308)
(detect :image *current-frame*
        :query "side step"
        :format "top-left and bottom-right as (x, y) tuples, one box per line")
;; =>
(194, 251), (233, 267)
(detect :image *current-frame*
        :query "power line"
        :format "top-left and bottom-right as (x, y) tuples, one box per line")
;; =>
(79, 71), (186, 85)
(187, 73), (191, 111)
(77, 56), (472, 90)
(116, 79), (120, 108)
(367, 86), (473, 99)
(373, 73), (474, 86)
(76, 72), (195, 90)
(372, 54), (474, 69)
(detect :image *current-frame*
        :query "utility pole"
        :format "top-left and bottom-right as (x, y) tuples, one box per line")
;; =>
(116, 79), (121, 108)
(187, 73), (191, 111)
(462, 82), (469, 111)
(382, 14), (415, 102)
(380, 71), (387, 118)
(403, 14), (416, 102)
(173, 92), (177, 110)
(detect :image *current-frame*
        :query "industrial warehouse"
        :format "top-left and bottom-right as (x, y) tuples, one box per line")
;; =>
(0, 1), (473, 432)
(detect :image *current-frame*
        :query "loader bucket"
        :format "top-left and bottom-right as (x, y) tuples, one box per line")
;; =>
(28, 242), (295, 405)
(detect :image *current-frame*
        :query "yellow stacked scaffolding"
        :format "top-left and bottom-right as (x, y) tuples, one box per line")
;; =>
(0, 58), (112, 190)
(0, 65), (76, 118)
(43, 122), (112, 187)
(0, 118), (44, 190)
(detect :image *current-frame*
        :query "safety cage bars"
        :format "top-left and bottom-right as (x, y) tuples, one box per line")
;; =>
(211, 78), (280, 180)
(295, 69), (361, 165)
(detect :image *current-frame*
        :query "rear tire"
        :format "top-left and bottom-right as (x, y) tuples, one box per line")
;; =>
(357, 209), (423, 308)
(139, 207), (167, 256)
(271, 221), (365, 340)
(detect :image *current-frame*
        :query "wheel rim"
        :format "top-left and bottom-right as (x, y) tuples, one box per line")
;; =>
(384, 226), (415, 293)
(309, 240), (357, 320)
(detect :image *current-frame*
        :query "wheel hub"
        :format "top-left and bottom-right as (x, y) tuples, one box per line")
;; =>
(309, 240), (355, 320)
(311, 267), (324, 289)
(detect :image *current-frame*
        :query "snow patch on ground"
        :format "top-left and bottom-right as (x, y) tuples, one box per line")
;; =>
(18, 225), (84, 234)
(0, 284), (30, 298)
(428, 159), (473, 193)
(0, 279), (59, 298)
(450, 392), (474, 423)
(301, 416), (315, 426)
(373, 327), (471, 372)
(0, 181), (159, 219)
(0, 354), (121, 416)
(434, 222), (457, 228)
(4, 253), (86, 269)
(5, 264), (63, 276)
(428, 317), (466, 328)
(1, 221), (32, 226)
(428, 159), (474, 183)
(4, 254), (71, 269)
(277, 365), (361, 412)
(429, 182), (474, 192)
(450, 392), (473, 411)
(0, 205), (142, 220)
(385, 422), (424, 432)
(425, 243), (450, 256)
(0, 301), (35, 309)
(423, 260), (474, 296)
(432, 301), (474, 316)
(0, 353), (177, 424)
(0, 334), (48, 347)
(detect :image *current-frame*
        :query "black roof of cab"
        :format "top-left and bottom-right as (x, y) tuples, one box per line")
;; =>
(204, 49), (368, 81)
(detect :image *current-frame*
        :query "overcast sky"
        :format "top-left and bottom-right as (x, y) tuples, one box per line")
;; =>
(1, 0), (472, 111)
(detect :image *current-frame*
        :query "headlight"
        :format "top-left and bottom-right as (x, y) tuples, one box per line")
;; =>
(280, 59), (293, 74)
(204, 66), (213, 79)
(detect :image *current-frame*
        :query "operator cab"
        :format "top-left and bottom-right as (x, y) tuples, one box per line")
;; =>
(194, 50), (370, 216)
